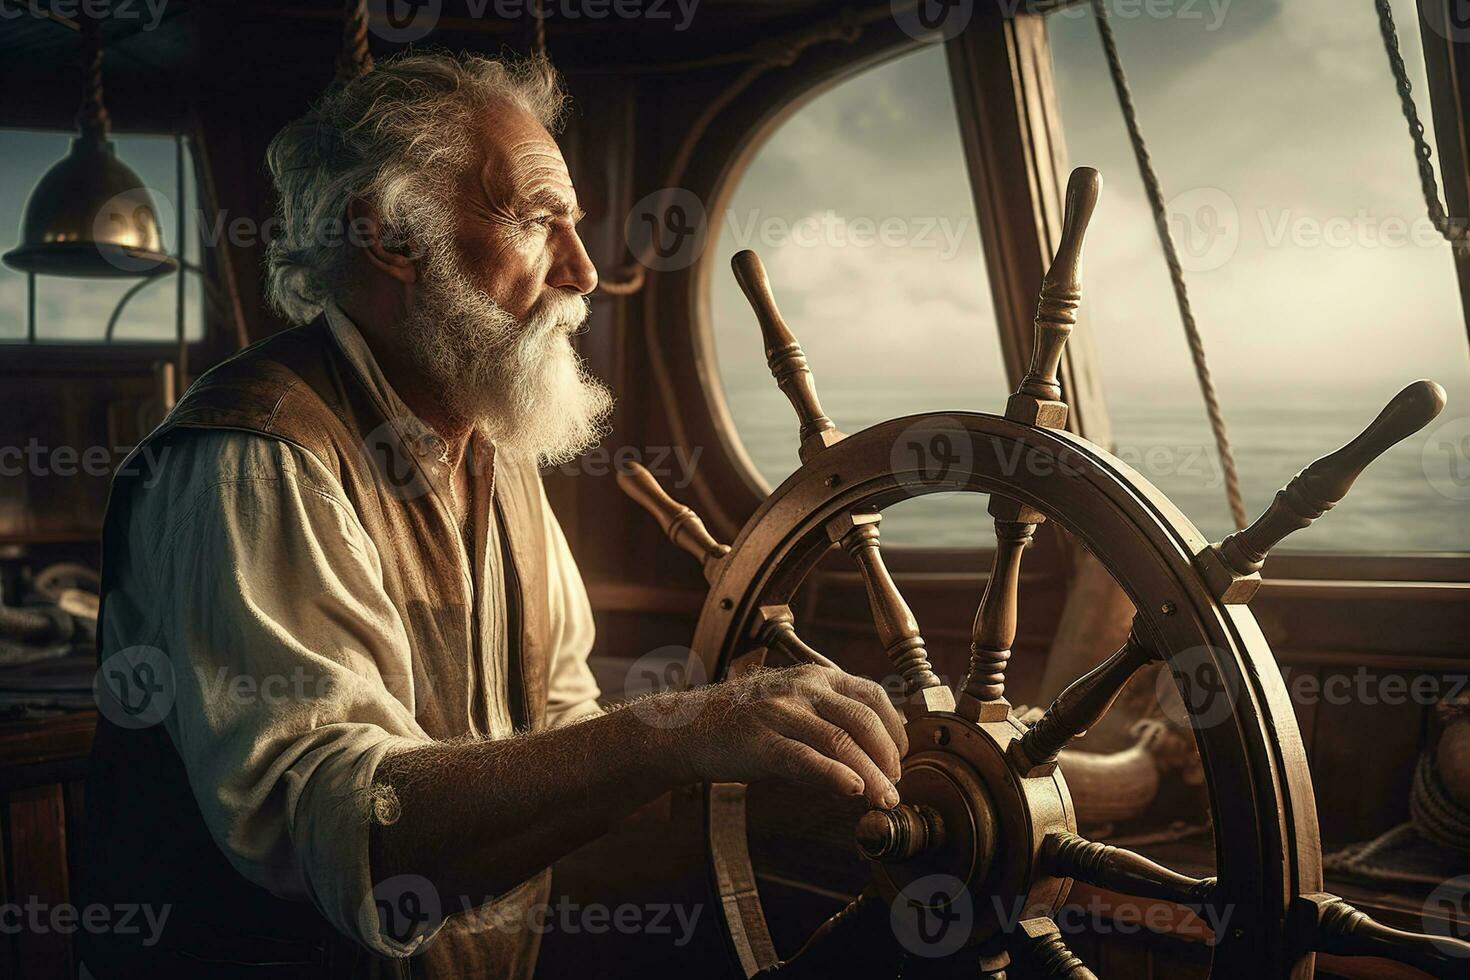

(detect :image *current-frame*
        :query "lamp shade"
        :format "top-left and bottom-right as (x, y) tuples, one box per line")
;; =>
(3, 136), (177, 279)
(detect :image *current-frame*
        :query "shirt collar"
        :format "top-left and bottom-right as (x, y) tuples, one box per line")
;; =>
(322, 300), (452, 470)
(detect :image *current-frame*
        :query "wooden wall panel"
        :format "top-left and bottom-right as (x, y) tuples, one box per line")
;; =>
(7, 783), (71, 977)
(1308, 672), (1430, 851)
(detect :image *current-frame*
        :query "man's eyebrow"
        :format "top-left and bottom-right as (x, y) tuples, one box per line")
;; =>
(514, 188), (585, 222)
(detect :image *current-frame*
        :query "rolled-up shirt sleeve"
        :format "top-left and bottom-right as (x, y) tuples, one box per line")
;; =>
(109, 431), (438, 956)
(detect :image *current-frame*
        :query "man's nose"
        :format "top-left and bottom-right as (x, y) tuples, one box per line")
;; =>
(549, 230), (598, 296)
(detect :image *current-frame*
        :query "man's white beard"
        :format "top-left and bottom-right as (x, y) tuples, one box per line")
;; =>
(403, 244), (613, 466)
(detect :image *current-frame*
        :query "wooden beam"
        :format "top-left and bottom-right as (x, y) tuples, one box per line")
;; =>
(944, 6), (1112, 448)
(1415, 0), (1470, 351)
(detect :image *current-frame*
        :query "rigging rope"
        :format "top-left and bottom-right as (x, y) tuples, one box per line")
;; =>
(1091, 0), (1249, 531)
(1374, 0), (1468, 249)
(76, 14), (110, 140)
(532, 0), (548, 60)
(336, 0), (374, 86)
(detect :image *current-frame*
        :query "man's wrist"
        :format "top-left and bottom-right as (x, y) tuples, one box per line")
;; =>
(608, 689), (705, 787)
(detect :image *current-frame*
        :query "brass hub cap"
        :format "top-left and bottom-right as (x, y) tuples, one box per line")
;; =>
(860, 712), (1077, 945)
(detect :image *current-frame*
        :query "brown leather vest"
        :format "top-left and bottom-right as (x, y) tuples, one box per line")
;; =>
(80, 317), (555, 979)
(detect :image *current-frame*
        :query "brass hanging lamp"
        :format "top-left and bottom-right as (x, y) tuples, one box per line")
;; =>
(3, 15), (176, 279)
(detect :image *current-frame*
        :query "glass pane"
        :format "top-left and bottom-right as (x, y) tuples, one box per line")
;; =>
(0, 129), (203, 344)
(1048, 0), (1470, 552)
(709, 45), (1005, 547)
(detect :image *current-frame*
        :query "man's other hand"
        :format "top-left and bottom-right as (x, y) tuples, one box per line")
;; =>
(658, 664), (910, 809)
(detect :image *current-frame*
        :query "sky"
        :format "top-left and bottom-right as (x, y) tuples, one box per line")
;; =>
(1044, 0), (1468, 397)
(708, 0), (1470, 549)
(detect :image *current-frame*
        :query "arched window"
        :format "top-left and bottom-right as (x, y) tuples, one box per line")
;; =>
(708, 45), (1007, 548)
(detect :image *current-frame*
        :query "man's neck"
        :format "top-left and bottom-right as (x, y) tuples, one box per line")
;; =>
(337, 295), (475, 467)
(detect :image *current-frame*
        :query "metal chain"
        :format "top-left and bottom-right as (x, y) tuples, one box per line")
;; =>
(1091, 0), (1249, 530)
(1374, 0), (1468, 248)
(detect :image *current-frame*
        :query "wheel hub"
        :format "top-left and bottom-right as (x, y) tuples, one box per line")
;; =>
(859, 712), (1076, 945)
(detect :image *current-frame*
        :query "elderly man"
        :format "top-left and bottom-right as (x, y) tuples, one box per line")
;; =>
(79, 53), (906, 979)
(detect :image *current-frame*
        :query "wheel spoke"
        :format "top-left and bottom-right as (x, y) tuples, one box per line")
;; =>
(732, 250), (844, 463)
(1197, 379), (1445, 602)
(1014, 917), (1098, 979)
(616, 462), (729, 582)
(977, 947), (1010, 978)
(1301, 892), (1470, 975)
(958, 519), (1035, 721)
(1041, 831), (1217, 908)
(1002, 167), (1101, 431)
(1008, 625), (1162, 775)
(827, 511), (953, 716)
(960, 169), (1103, 724)
(752, 605), (838, 669)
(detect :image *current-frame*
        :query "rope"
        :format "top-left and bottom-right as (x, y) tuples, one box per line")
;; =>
(594, 265), (646, 297)
(532, 0), (547, 59)
(335, 0), (374, 86)
(1374, 0), (1468, 249)
(597, 5), (862, 304)
(1410, 748), (1470, 854)
(76, 15), (110, 140)
(1092, 0), (1249, 530)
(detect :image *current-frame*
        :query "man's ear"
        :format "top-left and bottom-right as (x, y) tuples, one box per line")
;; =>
(347, 197), (417, 285)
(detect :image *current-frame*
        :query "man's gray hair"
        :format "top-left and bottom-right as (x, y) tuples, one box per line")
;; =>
(265, 52), (568, 324)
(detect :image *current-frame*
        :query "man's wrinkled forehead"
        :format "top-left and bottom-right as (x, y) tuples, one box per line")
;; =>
(471, 100), (577, 215)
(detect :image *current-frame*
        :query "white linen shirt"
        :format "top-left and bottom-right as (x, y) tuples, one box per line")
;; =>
(98, 302), (602, 955)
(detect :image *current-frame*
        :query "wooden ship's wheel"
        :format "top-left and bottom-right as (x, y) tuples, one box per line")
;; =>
(618, 168), (1469, 979)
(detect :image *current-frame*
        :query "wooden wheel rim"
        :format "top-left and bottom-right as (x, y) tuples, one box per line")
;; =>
(690, 412), (1323, 978)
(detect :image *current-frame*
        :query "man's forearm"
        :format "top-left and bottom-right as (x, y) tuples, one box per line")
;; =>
(369, 699), (688, 904)
(366, 663), (908, 914)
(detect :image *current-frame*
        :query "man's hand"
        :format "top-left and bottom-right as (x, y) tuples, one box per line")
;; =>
(664, 664), (910, 809)
(372, 664), (910, 909)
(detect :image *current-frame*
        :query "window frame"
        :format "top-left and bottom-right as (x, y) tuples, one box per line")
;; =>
(664, 19), (1088, 574)
(0, 125), (238, 367)
(645, 3), (1465, 610)
(641, 24), (995, 548)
